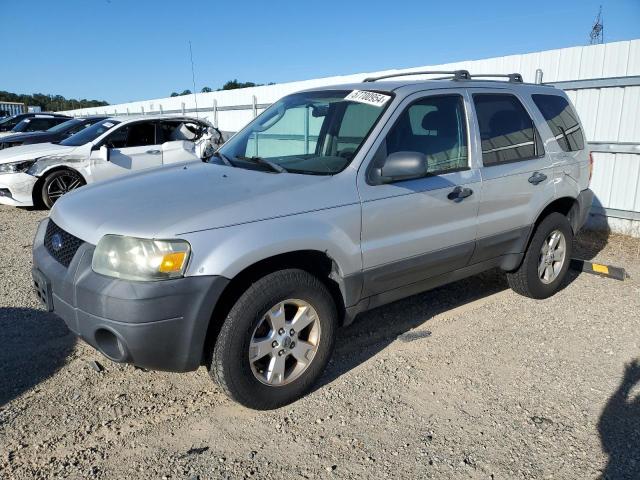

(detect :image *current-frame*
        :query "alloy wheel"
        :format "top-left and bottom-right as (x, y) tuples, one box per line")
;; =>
(249, 299), (321, 386)
(538, 229), (567, 284)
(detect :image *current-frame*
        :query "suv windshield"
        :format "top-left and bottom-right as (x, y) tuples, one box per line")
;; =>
(60, 119), (120, 146)
(47, 118), (82, 133)
(217, 89), (391, 175)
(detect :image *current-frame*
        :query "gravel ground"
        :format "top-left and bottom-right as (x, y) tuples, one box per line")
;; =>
(1, 205), (639, 480)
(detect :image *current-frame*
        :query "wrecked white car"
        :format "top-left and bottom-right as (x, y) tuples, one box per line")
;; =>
(0, 115), (223, 208)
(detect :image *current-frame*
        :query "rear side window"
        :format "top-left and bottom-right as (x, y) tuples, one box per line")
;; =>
(158, 120), (203, 143)
(532, 94), (584, 152)
(473, 94), (544, 166)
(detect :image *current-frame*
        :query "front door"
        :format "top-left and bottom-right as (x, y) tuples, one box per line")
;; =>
(357, 90), (480, 297)
(90, 121), (162, 182)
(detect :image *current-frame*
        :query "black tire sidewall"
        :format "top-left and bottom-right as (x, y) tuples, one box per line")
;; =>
(41, 170), (84, 209)
(213, 270), (337, 409)
(523, 213), (573, 298)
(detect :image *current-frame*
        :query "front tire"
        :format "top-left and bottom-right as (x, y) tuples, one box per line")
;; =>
(507, 212), (573, 299)
(210, 269), (337, 410)
(41, 169), (86, 209)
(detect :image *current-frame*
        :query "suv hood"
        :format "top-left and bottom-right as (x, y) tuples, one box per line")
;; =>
(51, 163), (356, 245)
(0, 142), (76, 164)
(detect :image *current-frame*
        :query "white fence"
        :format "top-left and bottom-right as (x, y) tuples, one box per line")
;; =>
(63, 39), (640, 236)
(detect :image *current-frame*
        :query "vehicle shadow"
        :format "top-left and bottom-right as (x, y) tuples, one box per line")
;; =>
(598, 359), (640, 480)
(319, 225), (609, 390)
(318, 268), (509, 388)
(0, 307), (76, 406)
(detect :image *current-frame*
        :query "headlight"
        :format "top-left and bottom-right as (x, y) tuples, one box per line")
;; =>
(92, 235), (191, 281)
(0, 159), (35, 174)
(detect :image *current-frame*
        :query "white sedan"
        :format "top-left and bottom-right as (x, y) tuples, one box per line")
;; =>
(0, 115), (222, 208)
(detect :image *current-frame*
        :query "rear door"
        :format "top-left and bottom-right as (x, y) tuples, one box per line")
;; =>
(467, 89), (553, 264)
(90, 120), (163, 182)
(357, 89), (480, 297)
(158, 120), (202, 165)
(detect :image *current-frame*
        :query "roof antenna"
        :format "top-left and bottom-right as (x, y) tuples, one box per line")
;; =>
(589, 6), (604, 45)
(189, 40), (199, 118)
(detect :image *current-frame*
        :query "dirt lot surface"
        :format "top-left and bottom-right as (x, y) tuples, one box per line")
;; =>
(1, 205), (639, 480)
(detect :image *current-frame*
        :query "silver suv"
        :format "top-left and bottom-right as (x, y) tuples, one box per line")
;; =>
(32, 70), (594, 409)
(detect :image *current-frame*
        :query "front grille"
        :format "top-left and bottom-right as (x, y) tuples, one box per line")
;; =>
(44, 220), (84, 267)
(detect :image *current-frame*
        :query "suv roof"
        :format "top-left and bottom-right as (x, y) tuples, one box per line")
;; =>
(305, 70), (559, 95)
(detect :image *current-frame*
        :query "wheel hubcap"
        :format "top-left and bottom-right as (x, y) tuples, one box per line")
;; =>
(538, 229), (567, 284)
(47, 174), (82, 201)
(249, 299), (321, 386)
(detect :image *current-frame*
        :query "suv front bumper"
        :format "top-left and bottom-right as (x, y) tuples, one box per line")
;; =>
(32, 219), (229, 372)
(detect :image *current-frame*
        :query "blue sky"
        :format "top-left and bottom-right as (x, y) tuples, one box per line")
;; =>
(1, 0), (638, 104)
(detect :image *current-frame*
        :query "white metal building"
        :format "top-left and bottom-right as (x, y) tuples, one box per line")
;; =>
(63, 39), (640, 236)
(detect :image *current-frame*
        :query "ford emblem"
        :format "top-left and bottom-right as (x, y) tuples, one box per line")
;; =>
(51, 233), (63, 251)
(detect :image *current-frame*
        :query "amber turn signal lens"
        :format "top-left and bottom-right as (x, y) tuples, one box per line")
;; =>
(159, 252), (187, 273)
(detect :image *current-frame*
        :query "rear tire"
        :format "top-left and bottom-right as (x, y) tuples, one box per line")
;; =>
(41, 169), (86, 209)
(210, 269), (337, 410)
(507, 212), (573, 299)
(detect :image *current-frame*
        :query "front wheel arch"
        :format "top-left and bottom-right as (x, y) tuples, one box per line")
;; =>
(33, 167), (87, 209)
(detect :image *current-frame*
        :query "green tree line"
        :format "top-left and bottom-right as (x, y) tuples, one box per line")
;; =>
(0, 91), (109, 112)
(170, 80), (275, 96)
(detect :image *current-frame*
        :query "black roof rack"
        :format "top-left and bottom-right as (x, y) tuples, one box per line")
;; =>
(468, 73), (523, 83)
(363, 70), (523, 83)
(363, 70), (471, 82)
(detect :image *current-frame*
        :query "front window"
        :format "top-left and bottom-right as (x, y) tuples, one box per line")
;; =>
(217, 89), (391, 175)
(60, 119), (120, 147)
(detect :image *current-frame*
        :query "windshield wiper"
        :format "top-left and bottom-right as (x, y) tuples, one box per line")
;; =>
(212, 151), (235, 167)
(235, 155), (288, 173)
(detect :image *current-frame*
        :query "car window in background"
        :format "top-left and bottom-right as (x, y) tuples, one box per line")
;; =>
(158, 120), (204, 143)
(60, 119), (120, 146)
(104, 122), (156, 148)
(532, 94), (585, 152)
(47, 118), (82, 133)
(12, 118), (58, 132)
(0, 115), (22, 130)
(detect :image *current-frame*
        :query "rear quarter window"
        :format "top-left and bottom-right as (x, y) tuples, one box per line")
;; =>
(532, 94), (585, 152)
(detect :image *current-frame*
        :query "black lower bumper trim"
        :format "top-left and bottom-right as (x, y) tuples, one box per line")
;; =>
(32, 218), (229, 372)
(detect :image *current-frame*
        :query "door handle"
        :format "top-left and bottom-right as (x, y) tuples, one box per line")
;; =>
(146, 149), (161, 155)
(447, 186), (473, 201)
(528, 172), (547, 185)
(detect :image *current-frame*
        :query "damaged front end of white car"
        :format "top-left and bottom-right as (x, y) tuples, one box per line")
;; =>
(0, 119), (228, 209)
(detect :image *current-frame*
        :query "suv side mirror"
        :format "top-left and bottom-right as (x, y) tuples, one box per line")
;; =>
(376, 151), (427, 183)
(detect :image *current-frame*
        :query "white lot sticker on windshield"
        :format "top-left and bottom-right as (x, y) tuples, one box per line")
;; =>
(344, 90), (391, 107)
(23, 119), (31, 123)
(102, 122), (115, 128)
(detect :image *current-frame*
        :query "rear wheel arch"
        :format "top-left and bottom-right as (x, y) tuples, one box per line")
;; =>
(201, 250), (349, 365)
(505, 196), (578, 273)
(525, 196), (580, 247)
